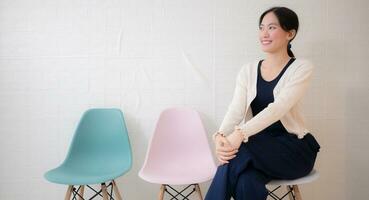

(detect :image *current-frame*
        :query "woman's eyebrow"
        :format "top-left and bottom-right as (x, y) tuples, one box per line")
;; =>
(260, 23), (279, 26)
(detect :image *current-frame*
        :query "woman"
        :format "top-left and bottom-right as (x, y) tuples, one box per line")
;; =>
(205, 7), (320, 200)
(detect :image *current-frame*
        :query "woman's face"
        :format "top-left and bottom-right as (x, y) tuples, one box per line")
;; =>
(259, 12), (295, 54)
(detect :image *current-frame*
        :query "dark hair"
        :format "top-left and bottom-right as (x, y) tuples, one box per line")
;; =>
(259, 7), (299, 57)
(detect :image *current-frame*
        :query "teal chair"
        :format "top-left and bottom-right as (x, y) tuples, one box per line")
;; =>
(45, 108), (132, 200)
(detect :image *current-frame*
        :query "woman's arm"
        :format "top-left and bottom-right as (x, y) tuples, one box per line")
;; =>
(238, 60), (314, 140)
(214, 65), (248, 138)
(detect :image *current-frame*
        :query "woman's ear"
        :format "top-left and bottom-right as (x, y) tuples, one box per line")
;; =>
(287, 29), (296, 40)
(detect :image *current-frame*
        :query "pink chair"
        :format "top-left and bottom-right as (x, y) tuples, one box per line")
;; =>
(139, 107), (217, 200)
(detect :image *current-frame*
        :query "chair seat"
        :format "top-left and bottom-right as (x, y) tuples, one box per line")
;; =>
(139, 164), (217, 185)
(267, 169), (319, 186)
(45, 162), (131, 185)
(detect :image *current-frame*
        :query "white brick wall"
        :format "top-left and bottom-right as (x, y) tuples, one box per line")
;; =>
(0, 0), (368, 199)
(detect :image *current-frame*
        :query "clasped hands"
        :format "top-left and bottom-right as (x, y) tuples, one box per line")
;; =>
(215, 127), (246, 165)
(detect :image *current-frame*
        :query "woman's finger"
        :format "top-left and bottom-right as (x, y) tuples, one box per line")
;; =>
(217, 146), (238, 155)
(216, 149), (238, 157)
(217, 158), (227, 164)
(217, 144), (237, 152)
(217, 157), (229, 164)
(217, 154), (236, 161)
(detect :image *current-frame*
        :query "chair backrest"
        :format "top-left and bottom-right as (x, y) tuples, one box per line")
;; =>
(62, 108), (132, 168)
(141, 107), (215, 169)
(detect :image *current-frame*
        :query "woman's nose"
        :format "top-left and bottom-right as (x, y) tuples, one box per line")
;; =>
(260, 29), (269, 38)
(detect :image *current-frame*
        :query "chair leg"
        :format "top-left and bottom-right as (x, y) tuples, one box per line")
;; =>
(292, 185), (302, 200)
(286, 185), (294, 200)
(64, 185), (73, 200)
(77, 185), (84, 200)
(101, 183), (109, 200)
(112, 180), (123, 200)
(158, 184), (165, 200)
(195, 184), (203, 200)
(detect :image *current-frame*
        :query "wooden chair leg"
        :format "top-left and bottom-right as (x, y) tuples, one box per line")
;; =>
(293, 185), (302, 200)
(64, 185), (73, 200)
(158, 184), (165, 200)
(77, 185), (84, 200)
(112, 180), (123, 200)
(101, 183), (109, 200)
(286, 185), (294, 200)
(195, 184), (203, 200)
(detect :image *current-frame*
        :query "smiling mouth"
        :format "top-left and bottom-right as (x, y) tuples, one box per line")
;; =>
(261, 40), (272, 45)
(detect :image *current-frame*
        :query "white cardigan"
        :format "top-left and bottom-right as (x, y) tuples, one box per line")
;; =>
(217, 58), (314, 142)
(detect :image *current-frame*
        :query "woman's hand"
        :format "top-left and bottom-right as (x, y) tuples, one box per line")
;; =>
(214, 134), (238, 165)
(226, 129), (245, 151)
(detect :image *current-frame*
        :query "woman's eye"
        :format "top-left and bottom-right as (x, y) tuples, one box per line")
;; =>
(269, 26), (276, 30)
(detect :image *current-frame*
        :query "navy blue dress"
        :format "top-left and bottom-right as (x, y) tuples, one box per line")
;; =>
(205, 58), (320, 200)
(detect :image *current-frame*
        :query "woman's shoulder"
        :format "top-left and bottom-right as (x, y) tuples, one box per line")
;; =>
(292, 58), (315, 70)
(284, 58), (315, 80)
(239, 59), (260, 72)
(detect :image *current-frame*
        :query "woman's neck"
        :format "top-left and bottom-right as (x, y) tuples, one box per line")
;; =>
(263, 50), (291, 70)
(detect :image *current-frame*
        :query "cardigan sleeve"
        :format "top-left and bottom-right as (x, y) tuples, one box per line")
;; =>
(238, 60), (314, 141)
(216, 64), (248, 136)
